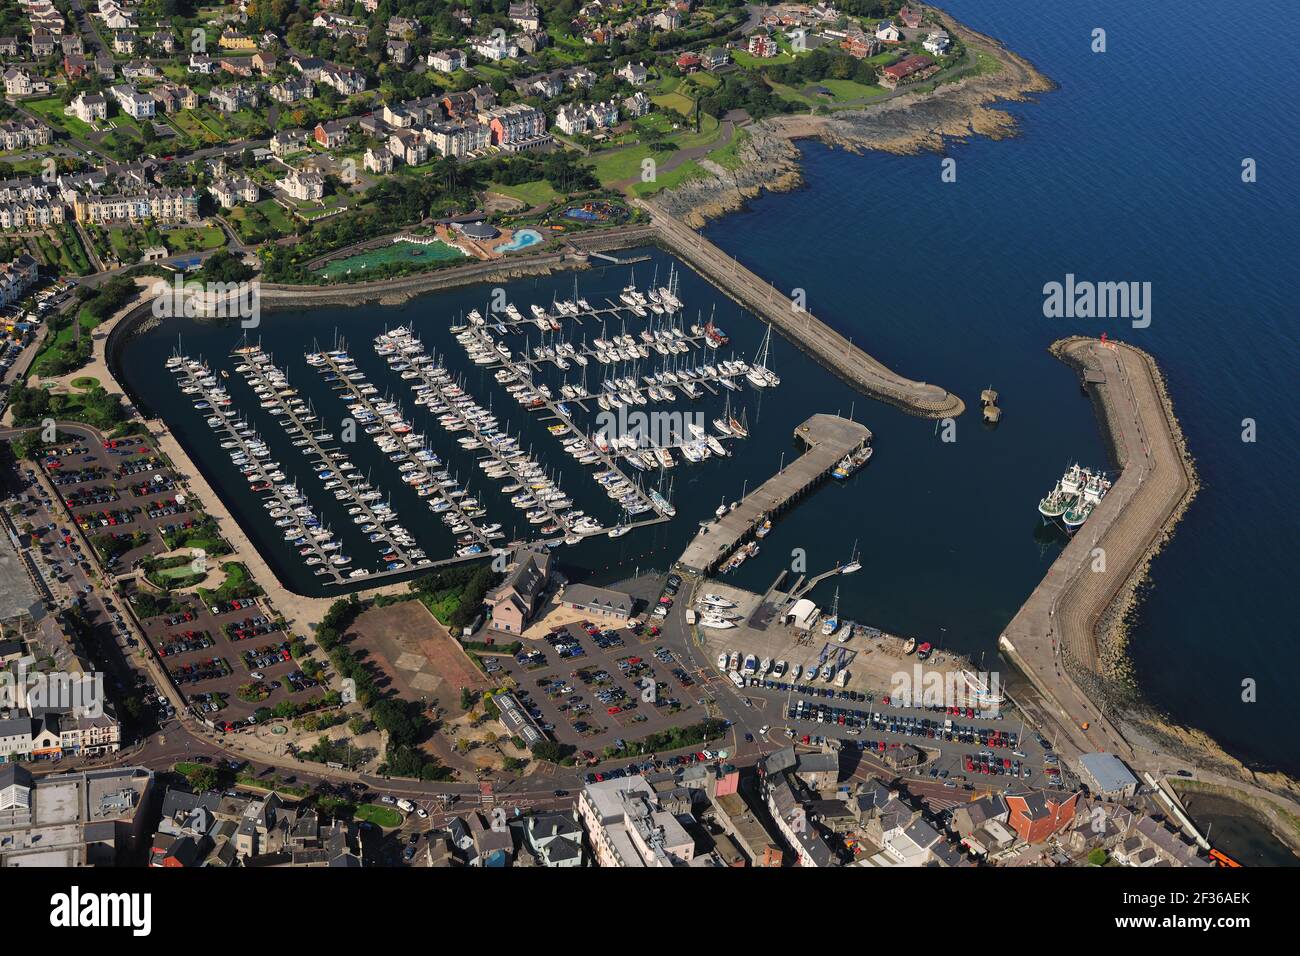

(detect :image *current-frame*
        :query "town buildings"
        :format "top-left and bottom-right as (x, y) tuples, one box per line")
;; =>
(0, 765), (153, 866)
(486, 545), (551, 632)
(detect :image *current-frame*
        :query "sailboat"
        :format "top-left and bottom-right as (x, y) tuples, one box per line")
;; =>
(820, 588), (840, 636)
(746, 323), (779, 388)
(839, 540), (861, 574)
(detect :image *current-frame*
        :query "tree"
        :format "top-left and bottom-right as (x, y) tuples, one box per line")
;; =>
(184, 764), (218, 791)
(459, 686), (474, 710)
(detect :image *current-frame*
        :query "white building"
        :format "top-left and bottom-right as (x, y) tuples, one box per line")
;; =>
(111, 84), (155, 119)
(69, 92), (108, 123)
(428, 48), (466, 73)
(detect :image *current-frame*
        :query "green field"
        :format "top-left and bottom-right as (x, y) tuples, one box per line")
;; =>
(487, 179), (559, 207)
(314, 239), (465, 280)
(25, 97), (96, 139)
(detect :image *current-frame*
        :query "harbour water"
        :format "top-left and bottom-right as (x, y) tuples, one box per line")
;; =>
(116, 0), (1298, 786)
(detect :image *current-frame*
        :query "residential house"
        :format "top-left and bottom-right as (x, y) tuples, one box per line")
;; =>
(875, 21), (902, 42)
(622, 90), (651, 118)
(209, 84), (259, 114)
(363, 147), (393, 174)
(526, 811), (583, 867)
(428, 49), (466, 73)
(616, 60), (648, 85)
(878, 53), (937, 88)
(282, 168), (325, 202)
(189, 54), (215, 74)
(387, 17), (421, 39)
(112, 31), (137, 55)
(220, 29), (257, 50)
(899, 5), (924, 29)
(269, 76), (313, 104)
(702, 47), (729, 70)
(471, 34), (517, 61)
(388, 128), (428, 166)
(386, 39), (411, 65)
(252, 51), (277, 74)
(111, 84), (155, 119)
(270, 129), (309, 158)
(209, 176), (259, 208)
(425, 120), (491, 159)
(71, 187), (199, 224)
(923, 30), (950, 55)
(31, 32), (56, 58)
(508, 1), (542, 31)
(0, 38), (18, 58)
(0, 120), (52, 150)
(69, 92), (108, 123)
(675, 51), (701, 72)
(653, 8), (682, 31)
(313, 119), (351, 149)
(1005, 790), (1080, 844)
(747, 34), (777, 58)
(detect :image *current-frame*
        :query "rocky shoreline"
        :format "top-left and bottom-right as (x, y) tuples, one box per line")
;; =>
(655, 8), (1056, 228)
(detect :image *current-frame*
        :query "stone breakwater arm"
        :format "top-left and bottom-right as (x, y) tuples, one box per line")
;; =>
(999, 337), (1196, 760)
(640, 199), (965, 419)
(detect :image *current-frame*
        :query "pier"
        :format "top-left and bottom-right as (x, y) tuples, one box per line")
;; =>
(639, 199), (965, 419)
(676, 413), (871, 575)
(998, 337), (1195, 760)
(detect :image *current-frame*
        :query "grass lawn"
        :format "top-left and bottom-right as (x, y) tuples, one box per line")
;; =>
(25, 97), (96, 139)
(707, 127), (750, 170)
(71, 376), (99, 389)
(631, 158), (707, 197)
(30, 307), (97, 378)
(161, 224), (226, 254)
(651, 92), (696, 117)
(732, 49), (798, 68)
(487, 179), (559, 206)
(355, 804), (403, 828)
(817, 78), (892, 102)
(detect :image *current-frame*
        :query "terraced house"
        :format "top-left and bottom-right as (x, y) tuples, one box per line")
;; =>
(0, 253), (39, 307)
(71, 187), (199, 224)
(0, 120), (52, 150)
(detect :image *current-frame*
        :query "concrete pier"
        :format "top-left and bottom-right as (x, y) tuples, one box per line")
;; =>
(677, 413), (870, 575)
(998, 337), (1195, 760)
(639, 200), (965, 419)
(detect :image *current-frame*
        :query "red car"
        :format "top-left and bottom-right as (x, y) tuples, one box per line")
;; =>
(607, 706), (621, 715)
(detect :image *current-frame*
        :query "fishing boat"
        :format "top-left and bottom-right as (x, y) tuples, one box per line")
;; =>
(820, 588), (840, 636)
(902, 637), (917, 655)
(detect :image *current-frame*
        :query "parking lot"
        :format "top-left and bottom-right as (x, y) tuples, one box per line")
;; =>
(496, 616), (716, 754)
(729, 671), (1069, 792)
(126, 584), (325, 728)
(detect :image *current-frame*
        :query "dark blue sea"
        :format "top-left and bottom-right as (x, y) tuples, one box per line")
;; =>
(700, 0), (1300, 780)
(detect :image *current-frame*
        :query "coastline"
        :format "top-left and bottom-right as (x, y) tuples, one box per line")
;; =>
(653, 7), (1057, 228)
(1002, 337), (1300, 854)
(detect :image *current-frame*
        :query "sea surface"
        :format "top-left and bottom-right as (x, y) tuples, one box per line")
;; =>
(116, 0), (1298, 812)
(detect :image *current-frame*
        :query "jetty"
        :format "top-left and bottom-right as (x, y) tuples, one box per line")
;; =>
(998, 337), (1195, 759)
(677, 413), (871, 575)
(639, 199), (965, 419)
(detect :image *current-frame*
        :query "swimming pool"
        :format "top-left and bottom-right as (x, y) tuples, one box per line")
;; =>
(497, 229), (543, 252)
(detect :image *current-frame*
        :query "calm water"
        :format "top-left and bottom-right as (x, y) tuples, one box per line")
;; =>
(118, 0), (1298, 780)
(699, 0), (1300, 777)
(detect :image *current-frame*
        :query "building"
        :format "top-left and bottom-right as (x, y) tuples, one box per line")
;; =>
(209, 84), (259, 113)
(923, 30), (951, 54)
(467, 811), (515, 866)
(189, 54), (215, 74)
(426, 121), (491, 159)
(900, 5), (924, 29)
(428, 49), (466, 73)
(526, 811), (582, 866)
(747, 34), (777, 58)
(579, 775), (699, 867)
(208, 176), (259, 208)
(486, 103), (550, 151)
(875, 20), (902, 42)
(111, 83), (155, 119)
(363, 147), (394, 174)
(700, 47), (729, 71)
(486, 546), (551, 633)
(654, 8), (683, 31)
(267, 76), (312, 104)
(559, 583), (633, 621)
(386, 38), (411, 65)
(623, 91), (652, 118)
(878, 53), (938, 88)
(281, 169), (325, 202)
(388, 128), (428, 166)
(0, 765), (154, 866)
(1005, 789), (1080, 844)
(617, 60), (649, 85)
(270, 129), (309, 158)
(0, 253), (40, 306)
(0, 120), (52, 150)
(509, 1), (542, 30)
(495, 690), (547, 750)
(111, 31), (137, 55)
(314, 120), (351, 149)
(71, 187), (199, 224)
(471, 34), (518, 61)
(675, 51), (701, 72)
(1076, 752), (1139, 801)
